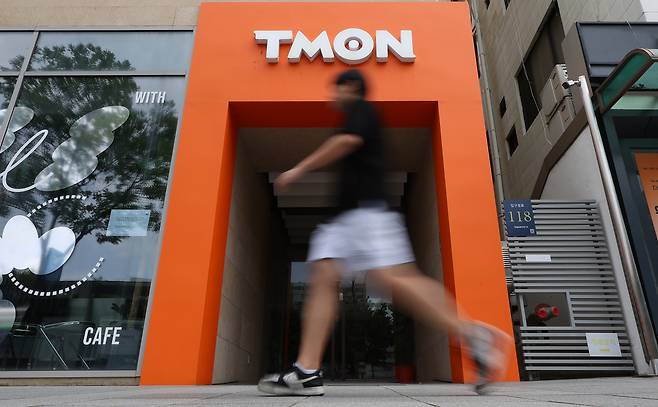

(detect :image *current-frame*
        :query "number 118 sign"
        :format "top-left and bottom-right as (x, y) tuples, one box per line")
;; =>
(503, 200), (537, 237)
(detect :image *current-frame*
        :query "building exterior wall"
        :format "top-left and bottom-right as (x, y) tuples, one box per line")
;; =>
(474, 0), (647, 199)
(474, 0), (658, 376)
(0, 1), (513, 384)
(139, 2), (516, 384)
(540, 129), (605, 200)
(0, 0), (453, 27)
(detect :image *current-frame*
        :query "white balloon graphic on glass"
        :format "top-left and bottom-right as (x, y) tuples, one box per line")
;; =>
(2, 106), (130, 192)
(0, 107), (34, 154)
(0, 215), (75, 276)
(0, 105), (130, 336)
(0, 214), (76, 337)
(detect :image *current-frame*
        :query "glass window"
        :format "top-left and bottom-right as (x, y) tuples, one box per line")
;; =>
(516, 6), (565, 130)
(0, 77), (18, 153)
(0, 77), (17, 110)
(0, 75), (186, 371)
(29, 31), (193, 72)
(634, 152), (658, 242)
(0, 32), (33, 72)
(507, 126), (518, 157)
(518, 69), (539, 129)
(499, 96), (507, 117)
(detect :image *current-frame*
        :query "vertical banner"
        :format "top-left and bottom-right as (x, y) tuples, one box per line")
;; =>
(634, 152), (658, 241)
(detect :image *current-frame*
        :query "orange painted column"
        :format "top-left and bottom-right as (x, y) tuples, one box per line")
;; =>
(140, 104), (235, 384)
(433, 102), (519, 383)
(139, 47), (237, 385)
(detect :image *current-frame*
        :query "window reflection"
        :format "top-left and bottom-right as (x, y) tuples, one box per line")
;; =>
(0, 78), (16, 109)
(0, 77), (19, 153)
(0, 33), (32, 71)
(0, 74), (186, 370)
(29, 32), (194, 72)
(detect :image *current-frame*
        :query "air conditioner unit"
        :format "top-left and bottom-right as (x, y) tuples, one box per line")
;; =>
(539, 64), (576, 140)
(547, 95), (576, 138)
(540, 64), (570, 118)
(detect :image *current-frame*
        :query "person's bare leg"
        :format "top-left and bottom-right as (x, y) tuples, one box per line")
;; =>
(368, 263), (467, 336)
(296, 259), (342, 370)
(368, 262), (510, 392)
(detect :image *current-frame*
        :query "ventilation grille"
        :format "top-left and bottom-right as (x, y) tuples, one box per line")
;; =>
(507, 200), (634, 372)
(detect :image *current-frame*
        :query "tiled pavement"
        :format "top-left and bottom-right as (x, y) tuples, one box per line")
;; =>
(1, 377), (658, 406)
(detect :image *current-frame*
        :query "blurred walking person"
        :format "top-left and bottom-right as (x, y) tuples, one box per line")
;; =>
(258, 69), (510, 396)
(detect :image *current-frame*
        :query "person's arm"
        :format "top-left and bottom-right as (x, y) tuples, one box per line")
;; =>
(274, 133), (363, 192)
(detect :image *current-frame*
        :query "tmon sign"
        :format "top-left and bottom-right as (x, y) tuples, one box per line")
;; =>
(254, 29), (415, 64)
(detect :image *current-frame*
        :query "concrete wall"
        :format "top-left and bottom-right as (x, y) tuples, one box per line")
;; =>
(213, 139), (271, 384)
(406, 145), (451, 382)
(0, 0), (452, 27)
(540, 131), (622, 278)
(541, 130), (607, 201)
(475, 0), (644, 199)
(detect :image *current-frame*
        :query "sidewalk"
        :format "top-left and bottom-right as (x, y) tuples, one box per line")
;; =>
(1, 377), (657, 406)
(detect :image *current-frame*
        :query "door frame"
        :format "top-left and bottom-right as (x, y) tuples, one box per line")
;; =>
(602, 110), (658, 340)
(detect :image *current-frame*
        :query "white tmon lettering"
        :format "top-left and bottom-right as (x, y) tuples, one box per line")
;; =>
(255, 29), (415, 64)
(375, 30), (415, 63)
(254, 30), (293, 63)
(135, 91), (166, 104)
(83, 327), (122, 346)
(333, 28), (374, 65)
(288, 31), (334, 63)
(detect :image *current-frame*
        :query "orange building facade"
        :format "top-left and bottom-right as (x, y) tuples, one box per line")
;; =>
(140, 2), (518, 385)
(0, 1), (517, 385)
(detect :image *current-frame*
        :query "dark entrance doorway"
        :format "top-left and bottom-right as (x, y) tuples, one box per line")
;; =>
(214, 125), (451, 384)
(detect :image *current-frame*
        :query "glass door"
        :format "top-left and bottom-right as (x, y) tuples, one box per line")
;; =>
(285, 262), (402, 381)
(633, 151), (658, 243)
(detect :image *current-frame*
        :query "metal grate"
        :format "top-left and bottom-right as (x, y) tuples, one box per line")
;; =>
(506, 200), (634, 372)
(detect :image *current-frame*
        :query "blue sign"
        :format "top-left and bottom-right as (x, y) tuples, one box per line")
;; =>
(503, 200), (536, 237)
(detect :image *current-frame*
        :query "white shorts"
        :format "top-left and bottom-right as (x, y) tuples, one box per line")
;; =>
(307, 205), (415, 277)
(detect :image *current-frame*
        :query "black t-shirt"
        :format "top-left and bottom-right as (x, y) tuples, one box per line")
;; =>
(336, 99), (386, 211)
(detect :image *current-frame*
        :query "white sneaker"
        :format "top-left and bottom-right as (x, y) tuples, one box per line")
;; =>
(257, 365), (325, 396)
(466, 321), (511, 395)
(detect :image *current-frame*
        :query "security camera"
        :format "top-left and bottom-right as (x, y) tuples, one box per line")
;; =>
(562, 79), (579, 89)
